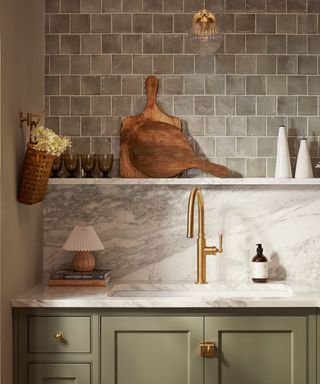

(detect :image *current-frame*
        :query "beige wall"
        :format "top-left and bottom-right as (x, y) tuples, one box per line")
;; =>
(0, 0), (44, 382)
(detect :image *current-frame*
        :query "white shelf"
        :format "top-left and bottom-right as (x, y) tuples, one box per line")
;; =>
(48, 178), (320, 186)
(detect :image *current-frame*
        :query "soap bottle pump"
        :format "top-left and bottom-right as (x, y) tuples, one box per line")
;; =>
(251, 244), (268, 283)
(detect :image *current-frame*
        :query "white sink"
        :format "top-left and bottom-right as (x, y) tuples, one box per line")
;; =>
(108, 283), (292, 299)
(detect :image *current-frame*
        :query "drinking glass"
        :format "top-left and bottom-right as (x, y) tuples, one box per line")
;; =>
(97, 154), (113, 177)
(51, 155), (63, 178)
(64, 154), (79, 178)
(81, 154), (96, 178)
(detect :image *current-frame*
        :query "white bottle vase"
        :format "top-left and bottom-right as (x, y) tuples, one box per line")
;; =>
(275, 125), (292, 178)
(295, 139), (313, 178)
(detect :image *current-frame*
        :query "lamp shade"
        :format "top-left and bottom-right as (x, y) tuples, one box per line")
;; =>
(63, 225), (104, 251)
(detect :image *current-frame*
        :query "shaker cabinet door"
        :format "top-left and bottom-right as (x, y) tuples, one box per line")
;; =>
(101, 316), (203, 384)
(28, 363), (91, 384)
(204, 316), (307, 384)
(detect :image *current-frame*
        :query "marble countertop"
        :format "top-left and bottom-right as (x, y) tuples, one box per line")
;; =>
(11, 281), (320, 308)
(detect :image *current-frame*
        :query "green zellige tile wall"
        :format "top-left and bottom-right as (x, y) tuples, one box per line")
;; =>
(45, 0), (320, 177)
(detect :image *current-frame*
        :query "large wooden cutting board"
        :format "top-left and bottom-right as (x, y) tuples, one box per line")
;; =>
(120, 76), (230, 178)
(128, 121), (230, 178)
(120, 76), (181, 178)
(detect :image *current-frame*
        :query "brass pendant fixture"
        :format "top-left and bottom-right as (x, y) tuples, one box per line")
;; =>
(189, 9), (223, 55)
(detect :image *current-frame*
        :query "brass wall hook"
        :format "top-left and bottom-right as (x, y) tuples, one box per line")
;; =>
(20, 112), (44, 129)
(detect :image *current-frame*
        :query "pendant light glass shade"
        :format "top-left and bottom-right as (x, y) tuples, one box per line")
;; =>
(189, 9), (223, 55)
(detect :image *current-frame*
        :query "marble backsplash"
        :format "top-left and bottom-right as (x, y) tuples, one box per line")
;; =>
(43, 185), (320, 283)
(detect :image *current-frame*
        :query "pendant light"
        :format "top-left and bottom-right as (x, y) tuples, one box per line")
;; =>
(189, 9), (223, 55)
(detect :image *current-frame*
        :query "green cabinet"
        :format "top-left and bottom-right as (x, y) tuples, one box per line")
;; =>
(205, 316), (307, 384)
(28, 363), (91, 384)
(28, 316), (91, 353)
(101, 316), (203, 384)
(14, 310), (99, 384)
(14, 309), (317, 384)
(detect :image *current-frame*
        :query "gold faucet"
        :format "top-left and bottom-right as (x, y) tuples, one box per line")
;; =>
(187, 187), (223, 284)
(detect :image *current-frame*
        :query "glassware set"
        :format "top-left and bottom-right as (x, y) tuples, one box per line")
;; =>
(51, 154), (113, 178)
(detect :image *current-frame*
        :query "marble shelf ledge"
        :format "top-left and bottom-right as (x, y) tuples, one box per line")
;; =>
(48, 178), (320, 186)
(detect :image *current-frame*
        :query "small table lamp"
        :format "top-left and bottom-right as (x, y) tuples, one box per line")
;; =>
(63, 225), (104, 272)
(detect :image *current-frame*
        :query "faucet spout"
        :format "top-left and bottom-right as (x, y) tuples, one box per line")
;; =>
(187, 187), (205, 239)
(186, 187), (223, 284)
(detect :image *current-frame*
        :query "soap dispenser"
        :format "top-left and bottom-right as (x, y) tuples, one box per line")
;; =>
(251, 244), (268, 283)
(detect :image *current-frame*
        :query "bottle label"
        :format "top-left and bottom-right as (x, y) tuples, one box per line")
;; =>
(251, 262), (268, 279)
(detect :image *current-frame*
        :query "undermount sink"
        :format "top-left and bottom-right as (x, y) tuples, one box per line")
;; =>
(108, 283), (292, 299)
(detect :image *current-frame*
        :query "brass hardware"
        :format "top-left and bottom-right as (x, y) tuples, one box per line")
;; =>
(200, 341), (216, 357)
(54, 332), (64, 341)
(20, 112), (44, 129)
(187, 187), (223, 284)
(192, 9), (218, 35)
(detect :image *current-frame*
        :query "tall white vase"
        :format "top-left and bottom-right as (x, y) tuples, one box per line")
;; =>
(275, 125), (292, 178)
(295, 139), (313, 178)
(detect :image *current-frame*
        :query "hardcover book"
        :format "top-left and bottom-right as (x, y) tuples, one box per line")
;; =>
(48, 275), (111, 287)
(49, 269), (111, 280)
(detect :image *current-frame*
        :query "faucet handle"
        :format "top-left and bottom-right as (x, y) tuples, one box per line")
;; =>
(205, 234), (223, 256)
(212, 233), (223, 255)
(218, 234), (223, 253)
(212, 234), (223, 254)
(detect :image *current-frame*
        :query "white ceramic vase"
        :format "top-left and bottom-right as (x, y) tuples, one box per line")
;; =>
(275, 125), (292, 178)
(295, 139), (313, 178)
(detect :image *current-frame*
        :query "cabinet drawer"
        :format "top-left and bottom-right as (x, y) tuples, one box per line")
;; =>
(29, 363), (91, 384)
(28, 316), (91, 353)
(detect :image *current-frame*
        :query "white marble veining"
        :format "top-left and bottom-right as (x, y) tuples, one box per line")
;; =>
(11, 281), (320, 308)
(44, 185), (320, 284)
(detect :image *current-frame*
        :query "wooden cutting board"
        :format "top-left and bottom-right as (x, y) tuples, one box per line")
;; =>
(120, 76), (230, 178)
(128, 120), (230, 178)
(120, 76), (181, 177)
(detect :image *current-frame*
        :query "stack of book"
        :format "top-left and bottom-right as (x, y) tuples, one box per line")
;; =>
(48, 269), (111, 287)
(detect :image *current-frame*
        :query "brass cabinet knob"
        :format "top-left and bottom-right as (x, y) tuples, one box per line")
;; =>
(200, 341), (216, 357)
(54, 332), (64, 341)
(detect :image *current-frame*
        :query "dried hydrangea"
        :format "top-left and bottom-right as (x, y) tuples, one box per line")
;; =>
(30, 126), (71, 156)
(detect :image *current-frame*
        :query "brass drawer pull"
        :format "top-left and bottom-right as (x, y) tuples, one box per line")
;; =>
(54, 332), (64, 341)
(200, 341), (216, 357)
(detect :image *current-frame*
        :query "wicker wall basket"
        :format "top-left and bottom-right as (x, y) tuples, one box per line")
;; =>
(18, 144), (54, 205)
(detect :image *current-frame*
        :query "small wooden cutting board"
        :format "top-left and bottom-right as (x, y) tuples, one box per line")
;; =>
(120, 76), (181, 177)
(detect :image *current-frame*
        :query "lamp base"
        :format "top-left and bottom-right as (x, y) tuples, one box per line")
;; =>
(72, 251), (96, 272)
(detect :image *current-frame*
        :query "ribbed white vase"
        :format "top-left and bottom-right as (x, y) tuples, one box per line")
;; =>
(275, 125), (292, 178)
(295, 139), (313, 178)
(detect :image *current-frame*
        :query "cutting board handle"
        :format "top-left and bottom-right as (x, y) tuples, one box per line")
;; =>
(145, 76), (159, 108)
(197, 159), (230, 178)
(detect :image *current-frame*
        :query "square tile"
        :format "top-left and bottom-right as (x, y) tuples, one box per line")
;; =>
(71, 14), (90, 33)
(205, 75), (225, 95)
(195, 96), (214, 115)
(226, 116), (245, 136)
(236, 96), (256, 115)
(237, 137), (256, 157)
(215, 96), (235, 115)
